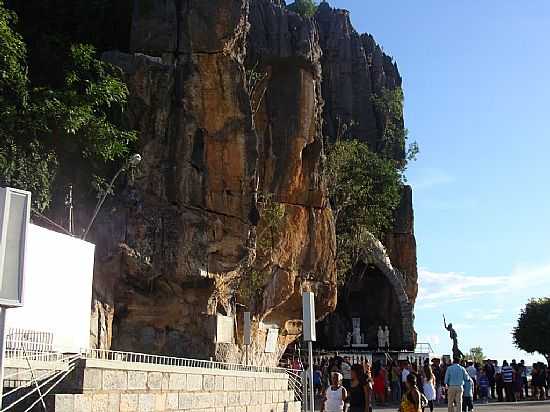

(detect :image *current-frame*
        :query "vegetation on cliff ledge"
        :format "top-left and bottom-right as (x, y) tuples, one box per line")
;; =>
(287, 0), (319, 18)
(0, 1), (136, 212)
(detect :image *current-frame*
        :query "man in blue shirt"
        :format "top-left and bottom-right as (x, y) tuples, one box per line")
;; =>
(444, 357), (469, 412)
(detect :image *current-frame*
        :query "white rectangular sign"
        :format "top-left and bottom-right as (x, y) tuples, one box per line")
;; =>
(302, 292), (316, 342)
(0, 187), (31, 307)
(264, 328), (279, 353)
(216, 314), (234, 343)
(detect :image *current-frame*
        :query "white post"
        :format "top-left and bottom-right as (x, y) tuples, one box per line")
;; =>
(307, 341), (314, 412)
(302, 292), (316, 412)
(0, 307), (7, 400)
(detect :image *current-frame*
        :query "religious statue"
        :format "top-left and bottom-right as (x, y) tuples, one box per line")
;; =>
(377, 325), (384, 349)
(443, 314), (464, 360)
(352, 318), (361, 345)
(384, 325), (390, 349)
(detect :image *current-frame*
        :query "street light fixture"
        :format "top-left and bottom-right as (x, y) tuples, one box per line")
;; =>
(82, 153), (142, 240)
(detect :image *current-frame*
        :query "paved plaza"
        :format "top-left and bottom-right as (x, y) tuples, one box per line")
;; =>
(314, 400), (550, 411)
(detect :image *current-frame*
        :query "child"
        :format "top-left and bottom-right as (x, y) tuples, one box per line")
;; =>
(462, 375), (474, 412)
(478, 369), (490, 404)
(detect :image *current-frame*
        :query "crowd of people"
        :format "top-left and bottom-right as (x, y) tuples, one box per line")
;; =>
(309, 355), (550, 412)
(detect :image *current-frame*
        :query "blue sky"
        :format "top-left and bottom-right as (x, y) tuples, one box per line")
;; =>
(327, 0), (550, 363)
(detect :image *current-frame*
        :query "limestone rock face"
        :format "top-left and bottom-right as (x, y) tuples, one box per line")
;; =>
(91, 0), (337, 364)
(316, 2), (403, 154)
(313, 3), (418, 349)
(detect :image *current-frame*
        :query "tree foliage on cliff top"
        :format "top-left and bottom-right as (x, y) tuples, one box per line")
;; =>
(326, 139), (403, 281)
(0, 1), (136, 212)
(513, 298), (550, 365)
(287, 0), (318, 18)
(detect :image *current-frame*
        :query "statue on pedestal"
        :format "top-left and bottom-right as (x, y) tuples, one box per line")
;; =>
(377, 325), (384, 349)
(352, 318), (361, 345)
(345, 332), (352, 347)
(443, 314), (464, 360)
(384, 325), (390, 349)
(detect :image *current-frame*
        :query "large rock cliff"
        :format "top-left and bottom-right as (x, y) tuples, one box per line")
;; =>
(313, 2), (418, 350)
(88, 0), (418, 362)
(90, 0), (336, 365)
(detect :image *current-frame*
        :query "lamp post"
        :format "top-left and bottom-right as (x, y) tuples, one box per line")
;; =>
(82, 154), (142, 240)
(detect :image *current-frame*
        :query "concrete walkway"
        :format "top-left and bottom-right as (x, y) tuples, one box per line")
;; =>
(314, 400), (550, 411)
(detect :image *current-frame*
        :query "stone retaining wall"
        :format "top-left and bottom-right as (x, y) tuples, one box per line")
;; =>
(52, 359), (301, 412)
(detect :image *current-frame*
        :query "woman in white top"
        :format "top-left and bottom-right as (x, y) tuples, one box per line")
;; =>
(422, 364), (436, 412)
(322, 372), (348, 412)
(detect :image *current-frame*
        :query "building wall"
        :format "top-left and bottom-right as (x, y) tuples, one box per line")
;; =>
(53, 360), (300, 412)
(6, 224), (95, 352)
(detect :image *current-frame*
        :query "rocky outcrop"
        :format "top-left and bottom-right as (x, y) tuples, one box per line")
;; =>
(89, 0), (337, 365)
(313, 3), (418, 349)
(87, 0), (418, 361)
(316, 2), (402, 153)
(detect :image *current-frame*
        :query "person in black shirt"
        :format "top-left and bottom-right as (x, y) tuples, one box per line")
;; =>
(348, 364), (372, 412)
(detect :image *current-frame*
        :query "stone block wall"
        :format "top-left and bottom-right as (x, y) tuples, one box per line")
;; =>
(52, 360), (301, 412)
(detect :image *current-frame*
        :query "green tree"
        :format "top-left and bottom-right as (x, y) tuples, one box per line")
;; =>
(0, 1), (136, 212)
(325, 139), (403, 281)
(287, 0), (318, 18)
(513, 298), (550, 365)
(371, 87), (418, 165)
(465, 347), (485, 364)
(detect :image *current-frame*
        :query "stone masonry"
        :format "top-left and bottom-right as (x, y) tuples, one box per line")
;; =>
(51, 359), (300, 412)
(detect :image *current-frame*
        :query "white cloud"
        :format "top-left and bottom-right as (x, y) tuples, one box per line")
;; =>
(416, 263), (550, 309)
(410, 168), (454, 191)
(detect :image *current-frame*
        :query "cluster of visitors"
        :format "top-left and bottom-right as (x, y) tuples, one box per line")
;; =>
(310, 355), (550, 412)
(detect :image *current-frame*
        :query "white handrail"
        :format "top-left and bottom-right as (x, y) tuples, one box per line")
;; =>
(82, 347), (288, 374)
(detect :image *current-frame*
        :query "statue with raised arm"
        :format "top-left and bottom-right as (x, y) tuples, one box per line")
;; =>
(443, 314), (464, 360)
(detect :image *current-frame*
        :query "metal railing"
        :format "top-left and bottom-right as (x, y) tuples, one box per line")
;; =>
(6, 329), (53, 353)
(82, 348), (288, 374)
(414, 342), (434, 354)
(286, 369), (303, 403)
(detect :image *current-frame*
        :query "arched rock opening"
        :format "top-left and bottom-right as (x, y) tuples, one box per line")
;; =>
(316, 234), (414, 351)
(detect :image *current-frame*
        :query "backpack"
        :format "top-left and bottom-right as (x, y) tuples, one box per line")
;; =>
(420, 392), (429, 409)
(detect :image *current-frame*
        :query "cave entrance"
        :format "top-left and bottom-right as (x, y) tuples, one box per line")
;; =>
(344, 261), (404, 349)
(316, 252), (414, 351)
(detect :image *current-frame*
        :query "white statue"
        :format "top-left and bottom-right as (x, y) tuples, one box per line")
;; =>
(384, 325), (390, 348)
(352, 318), (361, 345)
(377, 325), (384, 348)
(345, 332), (352, 346)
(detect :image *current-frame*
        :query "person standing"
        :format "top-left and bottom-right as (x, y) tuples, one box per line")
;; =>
(342, 357), (352, 392)
(465, 362), (477, 400)
(391, 361), (402, 403)
(400, 374), (422, 412)
(484, 360), (495, 400)
(519, 360), (528, 399)
(462, 375), (474, 412)
(373, 363), (387, 406)
(494, 361), (504, 402)
(422, 364), (436, 412)
(348, 364), (373, 412)
(501, 360), (516, 402)
(402, 362), (411, 395)
(478, 368), (490, 404)
(444, 357), (469, 412)
(321, 372), (348, 412)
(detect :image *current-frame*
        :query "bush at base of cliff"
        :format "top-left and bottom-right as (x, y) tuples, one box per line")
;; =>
(287, 0), (318, 18)
(326, 139), (403, 282)
(0, 1), (136, 212)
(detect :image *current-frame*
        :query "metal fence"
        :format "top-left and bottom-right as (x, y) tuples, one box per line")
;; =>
(82, 347), (289, 374)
